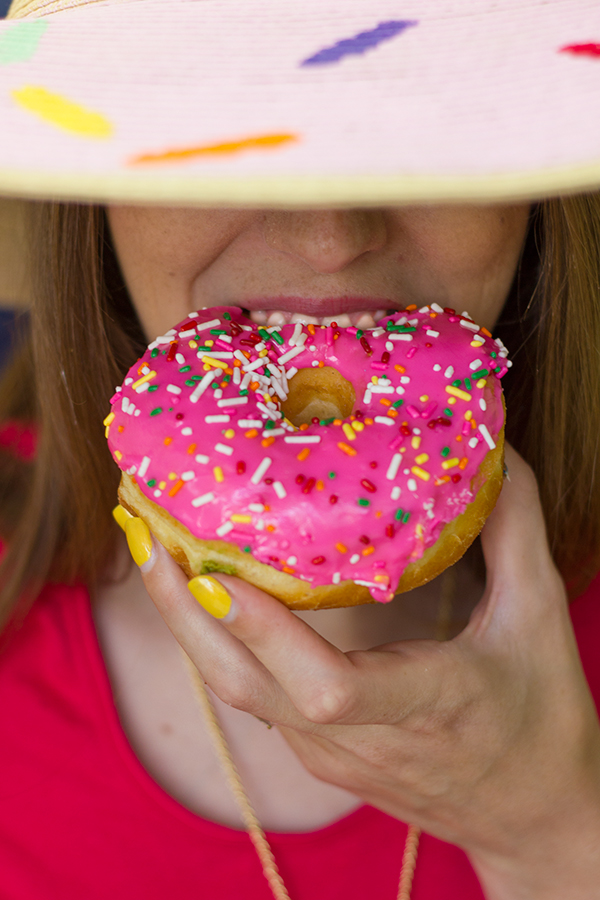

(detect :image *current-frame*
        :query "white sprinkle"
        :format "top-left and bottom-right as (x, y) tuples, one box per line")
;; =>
(385, 341), (394, 351)
(478, 424), (496, 449)
(350, 554), (361, 565)
(332, 572), (341, 585)
(179, 328), (197, 338)
(506, 360), (513, 368)
(444, 366), (454, 379)
(138, 456), (151, 478)
(195, 454), (210, 464)
(251, 457), (272, 485)
(197, 351), (233, 360)
(134, 381), (150, 394)
(233, 367), (241, 385)
(419, 305), (430, 313)
(469, 359), (483, 371)
(460, 319), (480, 333)
(388, 333), (413, 342)
(426, 330), (439, 338)
(254, 342), (266, 353)
(284, 435), (321, 444)
(431, 302), (444, 314)
(287, 556), (297, 566)
(363, 391), (372, 404)
(175, 353), (186, 364)
(374, 416), (395, 426)
(386, 453), (402, 480)
(308, 344), (317, 352)
(248, 503), (265, 513)
(468, 437), (479, 449)
(154, 335), (172, 345)
(272, 481), (287, 499)
(270, 378), (288, 401)
(391, 485), (402, 500)
(238, 419), (263, 428)
(214, 389), (223, 399)
(479, 398), (487, 411)
(400, 376), (411, 384)
(216, 521), (235, 537)
(218, 334), (232, 343)
(395, 385), (405, 395)
(153, 490), (162, 498)
(215, 443), (234, 456)
(413, 427), (421, 434)
(195, 318), (221, 333)
(257, 402), (281, 421)
(286, 366), (298, 380)
(243, 357), (266, 373)
(124, 377), (133, 385)
(181, 471), (195, 481)
(266, 428), (285, 437)
(433, 364), (441, 372)
(192, 491), (215, 507)
(371, 327), (385, 337)
(205, 415), (230, 423)
(190, 371), (215, 403)
(134, 409), (141, 417)
(241, 373), (252, 390)
(408, 318), (419, 326)
(126, 465), (137, 476)
(370, 385), (395, 394)
(289, 323), (303, 347)
(408, 478), (418, 492)
(166, 384), (182, 395)
(278, 345), (304, 365)
(188, 311), (199, 317)
(217, 396), (248, 408)
(355, 580), (379, 589)
(461, 311), (473, 320)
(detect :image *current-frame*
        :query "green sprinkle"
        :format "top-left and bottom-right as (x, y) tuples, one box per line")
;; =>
(223, 375), (231, 384)
(168, 408), (173, 412)
(491, 351), (498, 358)
(386, 323), (416, 333)
(147, 479), (156, 487)
(243, 545), (251, 553)
(151, 348), (159, 358)
(357, 498), (370, 507)
(441, 446), (450, 457)
(150, 407), (162, 416)
(271, 331), (284, 345)
(161, 349), (167, 355)
(239, 389), (249, 396)
(148, 385), (159, 392)
(179, 365), (191, 373)
(223, 312), (232, 320)
(264, 420), (275, 430)
(402, 511), (411, 524)
(210, 382), (219, 390)
(392, 399), (404, 408)
(258, 328), (271, 342)
(356, 329), (364, 340)
(394, 508), (404, 521)
(494, 366), (502, 373)
(210, 328), (227, 335)
(443, 407), (453, 417)
(470, 368), (489, 380)
(451, 379), (462, 388)
(328, 471), (336, 479)
(464, 377), (472, 390)
(320, 417), (335, 425)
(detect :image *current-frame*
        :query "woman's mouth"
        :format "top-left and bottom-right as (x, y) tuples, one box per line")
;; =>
(243, 308), (396, 328)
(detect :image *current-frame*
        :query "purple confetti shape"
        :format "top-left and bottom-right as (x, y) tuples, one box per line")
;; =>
(301, 19), (418, 66)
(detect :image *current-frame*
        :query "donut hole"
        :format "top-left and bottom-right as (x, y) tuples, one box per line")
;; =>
(281, 367), (356, 426)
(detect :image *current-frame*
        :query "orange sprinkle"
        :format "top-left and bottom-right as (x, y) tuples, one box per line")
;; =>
(456, 435), (463, 442)
(394, 364), (406, 374)
(338, 442), (357, 456)
(164, 436), (172, 446)
(299, 423), (309, 431)
(375, 510), (382, 518)
(297, 447), (311, 461)
(241, 350), (251, 359)
(249, 382), (259, 391)
(364, 417), (374, 425)
(480, 326), (492, 338)
(282, 566), (295, 575)
(318, 360), (324, 367)
(333, 418), (342, 426)
(435, 475), (451, 485)
(187, 443), (197, 454)
(262, 436), (275, 448)
(405, 304), (417, 311)
(387, 409), (398, 418)
(265, 524), (276, 532)
(225, 367), (233, 375)
(117, 425), (124, 433)
(316, 480), (324, 491)
(335, 542), (347, 553)
(168, 479), (185, 497)
(245, 429), (258, 438)
(471, 419), (477, 430)
(362, 545), (375, 556)
(380, 398), (391, 406)
(131, 132), (298, 165)
(307, 323), (316, 335)
(374, 573), (390, 583)
(233, 359), (242, 368)
(459, 457), (469, 470)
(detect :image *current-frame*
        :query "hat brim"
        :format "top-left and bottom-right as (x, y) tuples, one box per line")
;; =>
(1, 0), (600, 207)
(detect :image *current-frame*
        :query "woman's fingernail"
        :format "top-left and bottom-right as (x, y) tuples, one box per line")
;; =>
(125, 517), (155, 570)
(113, 504), (133, 532)
(188, 576), (232, 619)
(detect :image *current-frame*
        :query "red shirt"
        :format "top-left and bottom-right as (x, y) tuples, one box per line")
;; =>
(0, 575), (599, 899)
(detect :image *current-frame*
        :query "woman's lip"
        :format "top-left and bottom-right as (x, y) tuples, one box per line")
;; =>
(238, 297), (400, 316)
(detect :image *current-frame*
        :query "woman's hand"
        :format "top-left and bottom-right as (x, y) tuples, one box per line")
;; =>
(125, 444), (600, 899)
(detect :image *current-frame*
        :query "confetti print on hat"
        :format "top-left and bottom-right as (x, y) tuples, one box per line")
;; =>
(130, 133), (297, 165)
(560, 42), (600, 58)
(12, 85), (113, 138)
(301, 19), (418, 66)
(0, 20), (48, 65)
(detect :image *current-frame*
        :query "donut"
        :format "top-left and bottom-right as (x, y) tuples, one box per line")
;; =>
(106, 305), (508, 609)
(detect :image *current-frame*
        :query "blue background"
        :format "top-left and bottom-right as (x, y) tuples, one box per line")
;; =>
(0, 1), (11, 17)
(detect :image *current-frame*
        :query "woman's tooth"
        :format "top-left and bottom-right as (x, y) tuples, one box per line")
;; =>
(290, 313), (320, 325)
(374, 309), (387, 322)
(249, 310), (268, 324)
(354, 312), (377, 329)
(266, 310), (288, 326)
(330, 313), (352, 327)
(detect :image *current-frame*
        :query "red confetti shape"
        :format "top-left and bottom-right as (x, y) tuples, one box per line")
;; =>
(560, 43), (600, 58)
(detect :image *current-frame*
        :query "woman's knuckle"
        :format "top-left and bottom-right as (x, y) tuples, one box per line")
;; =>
(298, 677), (355, 724)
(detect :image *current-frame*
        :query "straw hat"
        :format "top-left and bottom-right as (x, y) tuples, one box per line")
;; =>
(0, 0), (599, 212)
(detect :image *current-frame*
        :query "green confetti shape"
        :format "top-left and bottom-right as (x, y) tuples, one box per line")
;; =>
(0, 20), (48, 66)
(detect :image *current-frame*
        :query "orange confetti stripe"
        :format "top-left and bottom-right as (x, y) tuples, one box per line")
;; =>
(130, 132), (298, 166)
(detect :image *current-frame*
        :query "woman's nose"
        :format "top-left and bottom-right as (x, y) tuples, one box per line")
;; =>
(261, 209), (387, 274)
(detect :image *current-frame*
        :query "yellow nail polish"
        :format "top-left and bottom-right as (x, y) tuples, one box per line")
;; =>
(188, 575), (232, 619)
(112, 504), (133, 532)
(125, 517), (153, 567)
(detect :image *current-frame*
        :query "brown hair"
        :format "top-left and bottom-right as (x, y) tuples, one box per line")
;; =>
(0, 196), (600, 624)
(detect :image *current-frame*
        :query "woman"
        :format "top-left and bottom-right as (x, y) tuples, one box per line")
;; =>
(1, 2), (600, 898)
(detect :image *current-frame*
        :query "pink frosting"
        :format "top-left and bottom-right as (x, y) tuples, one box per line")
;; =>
(106, 306), (508, 601)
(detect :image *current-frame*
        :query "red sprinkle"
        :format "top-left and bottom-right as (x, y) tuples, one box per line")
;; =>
(381, 351), (390, 364)
(176, 413), (184, 420)
(425, 342), (432, 349)
(302, 477), (316, 494)
(230, 322), (242, 336)
(269, 555), (279, 562)
(166, 341), (178, 362)
(359, 535), (370, 544)
(400, 424), (412, 436)
(296, 474), (305, 485)
(369, 461), (378, 469)
(560, 43), (600, 58)
(385, 524), (395, 538)
(236, 461), (246, 474)
(311, 417), (320, 424)
(264, 477), (274, 485)
(360, 336), (372, 356)
(329, 495), (338, 504)
(428, 416), (452, 430)
(312, 556), (326, 565)
(240, 339), (257, 348)
(451, 474), (462, 484)
(355, 409), (363, 418)
(361, 478), (377, 493)
(444, 307), (456, 315)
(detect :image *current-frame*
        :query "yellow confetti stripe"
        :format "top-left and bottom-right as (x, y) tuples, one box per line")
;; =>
(12, 85), (113, 138)
(131, 132), (298, 166)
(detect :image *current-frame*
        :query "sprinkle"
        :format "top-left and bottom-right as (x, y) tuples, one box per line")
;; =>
(391, 485), (401, 500)
(386, 453), (402, 480)
(469, 359), (483, 370)
(445, 385), (472, 402)
(284, 435), (321, 444)
(411, 466), (430, 481)
(168, 479), (185, 497)
(350, 554), (361, 564)
(441, 457), (460, 470)
(278, 345), (305, 365)
(166, 384), (182, 395)
(272, 481), (287, 499)
(193, 318), (221, 333)
(132, 370), (156, 391)
(202, 356), (229, 369)
(337, 442), (357, 456)
(216, 521), (235, 537)
(361, 478), (377, 493)
(215, 443), (234, 456)
(329, 494), (339, 504)
(149, 408), (162, 417)
(205, 415), (231, 423)
(342, 422), (356, 442)
(231, 514), (252, 523)
(217, 396), (248, 408)
(374, 416), (395, 426)
(238, 419), (263, 428)
(459, 457), (469, 469)
(332, 572), (341, 584)
(425, 330), (439, 338)
(478, 424), (496, 449)
(415, 453), (429, 464)
(103, 412), (115, 427)
(411, 436), (421, 449)
(213, 466), (225, 483)
(362, 545), (375, 556)
(312, 556), (326, 565)
(138, 456), (151, 478)
(407, 478), (417, 491)
(190, 371), (215, 403)
(192, 491), (215, 507)
(251, 457), (272, 485)
(195, 454), (210, 464)
(459, 319), (480, 333)
(357, 498), (370, 507)
(336, 543), (347, 553)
